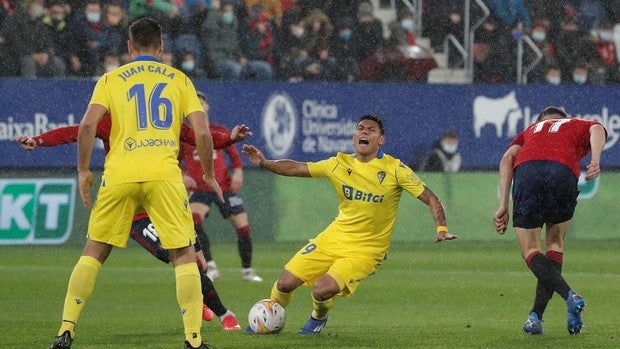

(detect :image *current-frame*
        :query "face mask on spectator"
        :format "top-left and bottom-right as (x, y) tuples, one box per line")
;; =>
(546, 76), (561, 85)
(599, 32), (613, 41)
(401, 19), (414, 32)
(182, 61), (195, 71)
(532, 31), (546, 42)
(222, 11), (234, 24)
(293, 26), (305, 38)
(442, 144), (457, 154)
(340, 30), (351, 41)
(573, 74), (587, 84)
(105, 64), (119, 72)
(86, 12), (101, 23)
(33, 4), (45, 18)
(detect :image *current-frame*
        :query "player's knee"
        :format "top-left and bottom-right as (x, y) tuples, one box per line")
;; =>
(192, 212), (203, 226)
(312, 277), (339, 301)
(235, 225), (251, 238)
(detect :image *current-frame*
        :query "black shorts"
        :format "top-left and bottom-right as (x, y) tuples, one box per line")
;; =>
(189, 191), (245, 219)
(512, 161), (579, 229)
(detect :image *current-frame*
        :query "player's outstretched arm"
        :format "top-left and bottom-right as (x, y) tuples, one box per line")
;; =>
(242, 144), (311, 177)
(416, 186), (457, 243)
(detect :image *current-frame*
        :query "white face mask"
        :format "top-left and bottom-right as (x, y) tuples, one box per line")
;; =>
(546, 76), (561, 85)
(182, 61), (195, 71)
(86, 12), (101, 23)
(32, 4), (45, 18)
(442, 144), (457, 154)
(105, 64), (119, 72)
(292, 26), (304, 38)
(532, 31), (546, 41)
(573, 74), (587, 84)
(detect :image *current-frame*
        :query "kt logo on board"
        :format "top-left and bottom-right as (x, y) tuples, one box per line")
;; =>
(0, 179), (76, 245)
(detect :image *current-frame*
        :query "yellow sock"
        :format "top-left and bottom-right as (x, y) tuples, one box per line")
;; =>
(58, 255), (102, 337)
(175, 262), (203, 347)
(270, 281), (294, 307)
(311, 295), (335, 319)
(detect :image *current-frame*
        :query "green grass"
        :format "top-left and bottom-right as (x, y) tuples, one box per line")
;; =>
(1, 240), (619, 348)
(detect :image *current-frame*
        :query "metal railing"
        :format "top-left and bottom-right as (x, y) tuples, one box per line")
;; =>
(517, 34), (543, 84)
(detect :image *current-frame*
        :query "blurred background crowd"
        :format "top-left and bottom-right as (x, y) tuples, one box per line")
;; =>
(1, 0), (620, 84)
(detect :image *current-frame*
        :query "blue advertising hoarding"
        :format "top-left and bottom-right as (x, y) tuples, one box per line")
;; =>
(1, 78), (618, 169)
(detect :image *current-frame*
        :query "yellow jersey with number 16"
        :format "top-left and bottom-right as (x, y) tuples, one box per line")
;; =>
(89, 55), (203, 185)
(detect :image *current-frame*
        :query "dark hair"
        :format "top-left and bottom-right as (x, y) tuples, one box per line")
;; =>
(358, 114), (385, 135)
(128, 18), (162, 51)
(537, 106), (567, 122)
(441, 130), (458, 140)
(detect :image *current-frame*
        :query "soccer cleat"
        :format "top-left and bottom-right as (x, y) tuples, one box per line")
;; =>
(242, 268), (263, 282)
(566, 290), (586, 335)
(522, 312), (543, 335)
(221, 312), (241, 331)
(49, 330), (72, 349)
(202, 304), (215, 321)
(206, 264), (221, 282)
(184, 341), (213, 349)
(299, 316), (328, 335)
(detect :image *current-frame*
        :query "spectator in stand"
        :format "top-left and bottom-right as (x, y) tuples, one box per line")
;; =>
(330, 17), (360, 82)
(526, 19), (558, 83)
(276, 8), (307, 81)
(239, 3), (275, 79)
(421, 131), (462, 173)
(174, 0), (209, 69)
(179, 50), (207, 78)
(104, 0), (129, 57)
(70, 0), (121, 76)
(350, 1), (384, 64)
(42, 0), (75, 74)
(543, 64), (563, 85)
(203, 0), (273, 80)
(555, 15), (597, 82)
(0, 0), (52, 77)
(570, 63), (590, 84)
(299, 8), (333, 56)
(21, 42), (67, 78)
(302, 41), (338, 81)
(473, 16), (515, 83)
(591, 20), (620, 83)
(101, 50), (120, 73)
(387, 11), (417, 47)
(563, 0), (609, 34)
(421, 0), (463, 53)
(524, 0), (563, 31)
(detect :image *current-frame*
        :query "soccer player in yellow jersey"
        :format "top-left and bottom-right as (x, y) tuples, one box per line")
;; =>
(49, 18), (222, 349)
(242, 114), (457, 334)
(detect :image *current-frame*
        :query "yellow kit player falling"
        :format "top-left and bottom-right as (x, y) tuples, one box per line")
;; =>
(242, 114), (458, 334)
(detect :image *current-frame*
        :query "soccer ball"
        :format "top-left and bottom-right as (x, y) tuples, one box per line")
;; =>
(247, 299), (286, 334)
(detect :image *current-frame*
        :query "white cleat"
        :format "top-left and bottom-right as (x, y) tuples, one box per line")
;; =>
(242, 268), (263, 282)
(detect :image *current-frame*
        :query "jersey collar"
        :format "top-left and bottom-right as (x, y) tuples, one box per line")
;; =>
(133, 55), (160, 62)
(354, 148), (385, 159)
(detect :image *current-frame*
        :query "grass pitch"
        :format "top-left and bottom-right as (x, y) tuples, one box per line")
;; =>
(1, 240), (618, 348)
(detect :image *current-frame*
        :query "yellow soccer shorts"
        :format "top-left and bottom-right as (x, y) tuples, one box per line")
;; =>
(88, 181), (195, 249)
(284, 239), (383, 297)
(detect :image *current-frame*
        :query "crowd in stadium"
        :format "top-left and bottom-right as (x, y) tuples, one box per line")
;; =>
(1, 0), (620, 84)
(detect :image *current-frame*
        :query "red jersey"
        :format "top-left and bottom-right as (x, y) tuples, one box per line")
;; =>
(181, 122), (243, 193)
(33, 114), (234, 154)
(510, 118), (603, 178)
